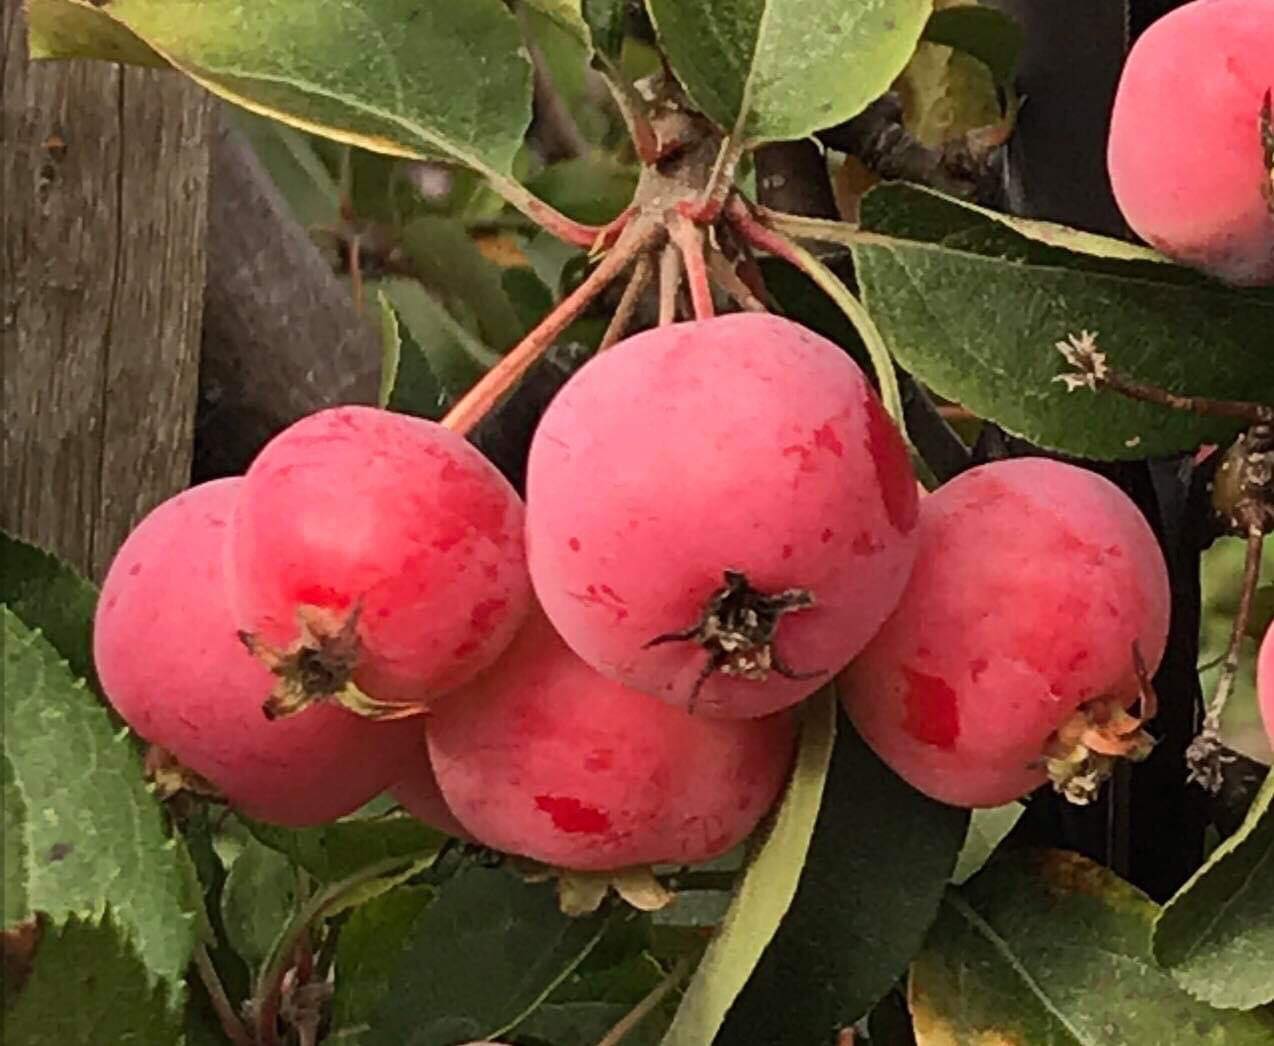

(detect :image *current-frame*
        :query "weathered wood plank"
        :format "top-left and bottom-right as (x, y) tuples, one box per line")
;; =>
(2, 6), (211, 579)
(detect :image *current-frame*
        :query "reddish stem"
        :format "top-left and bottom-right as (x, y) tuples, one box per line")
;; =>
(658, 242), (682, 326)
(441, 221), (660, 436)
(669, 213), (714, 320)
(521, 195), (619, 249)
(726, 196), (803, 268)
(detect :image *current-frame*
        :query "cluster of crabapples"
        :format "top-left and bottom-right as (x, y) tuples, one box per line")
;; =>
(96, 312), (1174, 877)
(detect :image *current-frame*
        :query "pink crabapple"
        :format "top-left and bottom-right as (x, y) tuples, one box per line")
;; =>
(1107, 0), (1274, 286)
(391, 734), (473, 840)
(524, 313), (920, 719)
(426, 607), (797, 872)
(839, 457), (1172, 808)
(93, 478), (420, 826)
(226, 406), (531, 717)
(1258, 621), (1274, 750)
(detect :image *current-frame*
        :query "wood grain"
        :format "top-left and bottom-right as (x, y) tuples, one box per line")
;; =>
(3, 5), (211, 579)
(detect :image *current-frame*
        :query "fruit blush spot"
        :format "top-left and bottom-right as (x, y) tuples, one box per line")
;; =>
(292, 584), (351, 610)
(470, 598), (507, 637)
(534, 795), (611, 834)
(863, 391), (919, 534)
(901, 667), (960, 749)
(813, 421), (844, 457)
(569, 537), (581, 552)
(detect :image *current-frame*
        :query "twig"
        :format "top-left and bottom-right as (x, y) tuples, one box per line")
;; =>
(706, 249), (766, 312)
(442, 220), (662, 435)
(726, 198), (907, 427)
(1054, 330), (1274, 425)
(658, 241), (682, 326)
(599, 251), (654, 351)
(596, 57), (660, 165)
(1187, 520), (1265, 792)
(193, 944), (252, 1046)
(594, 955), (694, 1046)
(668, 213), (714, 320)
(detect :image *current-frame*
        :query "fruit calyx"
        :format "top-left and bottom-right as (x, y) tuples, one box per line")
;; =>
(241, 603), (423, 721)
(645, 570), (823, 707)
(1042, 696), (1156, 805)
(517, 859), (675, 916)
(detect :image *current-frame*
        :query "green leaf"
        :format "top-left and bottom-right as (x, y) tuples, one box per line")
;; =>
(952, 802), (1024, 885)
(229, 108), (341, 229)
(0, 531), (98, 686)
(525, 0), (592, 46)
(243, 810), (447, 884)
(362, 864), (614, 1046)
(329, 884), (437, 1036)
(3, 912), (184, 1045)
(2, 609), (194, 985)
(380, 277), (500, 402)
(1153, 771), (1274, 1010)
(378, 291), (448, 421)
(659, 690), (836, 1046)
(583, 0), (628, 57)
(912, 849), (1274, 1044)
(25, 0), (166, 65)
(646, 0), (933, 144)
(852, 183), (1274, 460)
(401, 216), (525, 351)
(716, 710), (969, 1042)
(921, 4), (1023, 86)
(527, 155), (639, 227)
(27, 0), (533, 182)
(219, 836), (298, 971)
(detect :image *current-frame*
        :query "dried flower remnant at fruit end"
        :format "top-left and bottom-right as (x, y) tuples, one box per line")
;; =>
(644, 570), (824, 710)
(1040, 643), (1159, 805)
(240, 601), (421, 721)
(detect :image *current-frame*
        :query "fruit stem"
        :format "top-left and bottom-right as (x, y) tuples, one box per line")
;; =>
(726, 198), (907, 428)
(669, 212), (715, 320)
(597, 57), (661, 166)
(494, 172), (622, 248)
(1054, 330), (1274, 425)
(442, 219), (663, 436)
(1187, 519), (1265, 792)
(252, 856), (424, 1046)
(595, 954), (694, 1046)
(194, 943), (252, 1046)
(599, 251), (655, 351)
(707, 248), (767, 312)
(658, 241), (683, 326)
(753, 207), (897, 251)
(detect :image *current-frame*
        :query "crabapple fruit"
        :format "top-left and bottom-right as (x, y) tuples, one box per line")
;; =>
(426, 608), (797, 871)
(525, 313), (919, 719)
(391, 735), (472, 840)
(839, 458), (1172, 808)
(1259, 622), (1274, 750)
(94, 478), (420, 826)
(1107, 0), (1274, 286)
(227, 406), (531, 716)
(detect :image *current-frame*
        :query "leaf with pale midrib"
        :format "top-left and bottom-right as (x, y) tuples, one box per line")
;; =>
(852, 183), (1274, 460)
(659, 690), (837, 1046)
(2, 608), (194, 986)
(28, 0), (532, 182)
(1153, 771), (1274, 1010)
(912, 849), (1274, 1044)
(646, 0), (932, 144)
(715, 709), (968, 1044)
